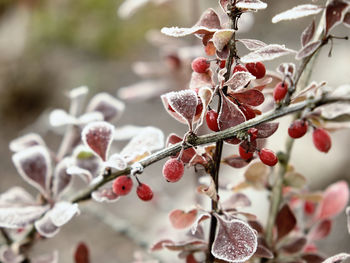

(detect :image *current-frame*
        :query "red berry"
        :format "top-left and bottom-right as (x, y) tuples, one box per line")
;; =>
(246, 62), (266, 79)
(312, 128), (331, 153)
(239, 145), (254, 160)
(112, 175), (133, 196)
(219, 60), (226, 68)
(233, 64), (248, 74)
(288, 119), (308, 139)
(273, 82), (288, 102)
(304, 201), (316, 215)
(206, 110), (219, 132)
(238, 105), (256, 120)
(136, 183), (153, 201)
(258, 148), (278, 166)
(163, 158), (184, 182)
(191, 57), (210, 73)
(248, 128), (258, 141)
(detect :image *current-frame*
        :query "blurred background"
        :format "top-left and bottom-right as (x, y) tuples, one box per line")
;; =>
(0, 0), (349, 262)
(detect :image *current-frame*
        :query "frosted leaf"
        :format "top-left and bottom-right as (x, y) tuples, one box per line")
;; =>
(244, 161), (269, 186)
(320, 103), (350, 122)
(212, 214), (258, 263)
(0, 187), (35, 205)
(255, 244), (273, 259)
(344, 12), (350, 27)
(118, 80), (169, 101)
(82, 121), (115, 161)
(308, 219), (332, 241)
(68, 86), (88, 99)
(236, 0), (267, 11)
(169, 209), (198, 229)
(114, 125), (145, 140)
(316, 180), (349, 219)
(219, 0), (230, 13)
(276, 204), (296, 240)
(197, 176), (218, 202)
(92, 182), (119, 203)
(49, 109), (77, 127)
(118, 0), (149, 19)
(222, 193), (252, 210)
(189, 71), (214, 92)
(255, 123), (279, 138)
(32, 251), (58, 263)
(166, 133), (196, 164)
(301, 20), (316, 47)
(52, 158), (73, 198)
(237, 39), (267, 51)
(161, 26), (217, 38)
(325, 0), (348, 34)
(241, 44), (296, 63)
(48, 202), (79, 227)
(78, 112), (104, 125)
(195, 8), (221, 29)
(231, 89), (265, 106)
(296, 40), (322, 60)
(104, 153), (127, 170)
(190, 213), (211, 235)
(9, 133), (46, 152)
(225, 71), (256, 91)
(195, 87), (213, 132)
(86, 93), (125, 122)
(162, 90), (199, 130)
(35, 213), (59, 238)
(0, 205), (49, 229)
(218, 90), (246, 131)
(212, 29), (235, 52)
(120, 127), (164, 162)
(66, 166), (93, 183)
(272, 4), (323, 23)
(0, 246), (24, 263)
(12, 146), (52, 196)
(322, 253), (350, 263)
(331, 84), (350, 97)
(151, 239), (207, 252)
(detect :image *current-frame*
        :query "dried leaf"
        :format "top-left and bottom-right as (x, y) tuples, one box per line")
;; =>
(52, 158), (73, 198)
(151, 239), (207, 252)
(9, 133), (46, 152)
(322, 253), (350, 263)
(82, 122), (115, 161)
(221, 193), (251, 210)
(284, 172), (307, 189)
(244, 161), (269, 187)
(86, 93), (125, 122)
(301, 20), (316, 47)
(296, 192), (323, 202)
(325, 0), (348, 35)
(0, 205), (49, 229)
(255, 122), (279, 138)
(316, 180), (349, 219)
(276, 204), (297, 240)
(223, 155), (250, 168)
(281, 237), (307, 254)
(195, 87), (213, 132)
(296, 40), (322, 60)
(212, 29), (235, 52)
(237, 39), (267, 51)
(308, 219), (332, 241)
(218, 90), (246, 130)
(74, 242), (90, 263)
(225, 71), (256, 91)
(121, 127), (164, 162)
(169, 209), (198, 229)
(91, 182), (119, 203)
(197, 176), (218, 202)
(12, 146), (52, 196)
(272, 4), (323, 23)
(236, 0), (267, 11)
(212, 214), (258, 263)
(241, 44), (296, 63)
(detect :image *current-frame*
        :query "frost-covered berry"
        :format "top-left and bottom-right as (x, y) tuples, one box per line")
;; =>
(112, 175), (133, 196)
(273, 82), (288, 102)
(191, 57), (209, 73)
(206, 110), (219, 132)
(136, 183), (153, 201)
(239, 145), (254, 160)
(258, 148), (278, 166)
(163, 158), (184, 182)
(288, 119), (308, 139)
(233, 64), (248, 74)
(312, 128), (331, 153)
(246, 62), (266, 79)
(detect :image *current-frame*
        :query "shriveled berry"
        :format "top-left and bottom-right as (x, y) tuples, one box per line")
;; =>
(258, 148), (278, 166)
(273, 82), (288, 102)
(239, 145), (254, 160)
(304, 201), (316, 215)
(206, 110), (219, 132)
(233, 64), (248, 74)
(312, 128), (331, 153)
(288, 119), (308, 139)
(113, 175), (133, 196)
(248, 128), (258, 141)
(136, 183), (153, 201)
(246, 62), (266, 79)
(191, 57), (210, 73)
(163, 158), (184, 182)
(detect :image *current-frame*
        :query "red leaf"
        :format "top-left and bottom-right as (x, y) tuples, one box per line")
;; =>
(225, 71), (256, 91)
(301, 20), (316, 47)
(223, 155), (250, 168)
(254, 245), (274, 259)
(276, 204), (297, 240)
(302, 254), (325, 263)
(169, 209), (198, 229)
(316, 180), (349, 219)
(166, 134), (196, 164)
(296, 40), (322, 60)
(255, 123), (279, 138)
(218, 91), (246, 131)
(240, 140), (257, 153)
(325, 0), (348, 35)
(281, 237), (307, 253)
(212, 214), (258, 263)
(82, 122), (114, 161)
(232, 89), (265, 106)
(308, 219), (332, 241)
(74, 242), (90, 263)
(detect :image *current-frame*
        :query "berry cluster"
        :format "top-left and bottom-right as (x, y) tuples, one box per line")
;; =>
(112, 175), (154, 201)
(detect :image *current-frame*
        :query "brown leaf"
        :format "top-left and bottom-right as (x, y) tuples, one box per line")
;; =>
(302, 254), (325, 263)
(244, 162), (269, 187)
(276, 204), (297, 240)
(223, 155), (250, 169)
(325, 0), (349, 35)
(296, 40), (322, 60)
(281, 237), (307, 254)
(301, 20), (316, 47)
(197, 176), (218, 202)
